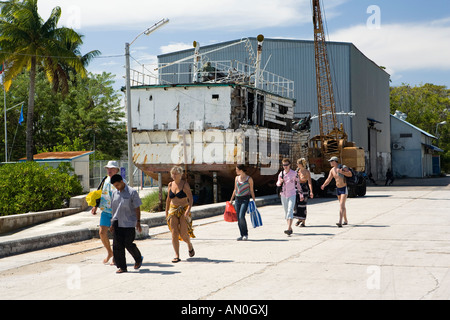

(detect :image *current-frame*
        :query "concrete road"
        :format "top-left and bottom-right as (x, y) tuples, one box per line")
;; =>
(1, 181), (449, 301)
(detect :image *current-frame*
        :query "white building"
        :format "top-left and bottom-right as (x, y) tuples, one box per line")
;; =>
(390, 114), (443, 177)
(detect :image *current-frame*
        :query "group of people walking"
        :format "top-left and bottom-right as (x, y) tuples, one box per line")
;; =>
(91, 156), (352, 273)
(91, 162), (196, 273)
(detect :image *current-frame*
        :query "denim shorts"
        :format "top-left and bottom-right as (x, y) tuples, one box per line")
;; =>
(281, 195), (296, 220)
(99, 211), (112, 227)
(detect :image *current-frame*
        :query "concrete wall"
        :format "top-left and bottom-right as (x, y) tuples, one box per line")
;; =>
(0, 195), (88, 234)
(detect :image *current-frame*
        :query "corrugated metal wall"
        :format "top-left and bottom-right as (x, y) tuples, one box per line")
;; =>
(350, 44), (391, 152)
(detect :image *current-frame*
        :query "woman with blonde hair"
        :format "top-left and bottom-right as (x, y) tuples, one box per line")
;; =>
(165, 166), (195, 263)
(294, 158), (314, 227)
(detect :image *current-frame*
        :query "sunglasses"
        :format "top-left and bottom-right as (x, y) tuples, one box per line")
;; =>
(282, 164), (290, 166)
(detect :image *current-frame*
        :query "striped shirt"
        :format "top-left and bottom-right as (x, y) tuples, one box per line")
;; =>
(236, 176), (251, 197)
(276, 169), (301, 198)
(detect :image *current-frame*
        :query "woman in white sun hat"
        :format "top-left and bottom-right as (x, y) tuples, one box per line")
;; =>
(91, 161), (124, 264)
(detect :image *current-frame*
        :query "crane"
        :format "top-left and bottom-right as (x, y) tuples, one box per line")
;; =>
(308, 0), (366, 197)
(310, 0), (348, 168)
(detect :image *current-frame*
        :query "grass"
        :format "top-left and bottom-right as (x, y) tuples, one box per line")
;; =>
(141, 189), (167, 212)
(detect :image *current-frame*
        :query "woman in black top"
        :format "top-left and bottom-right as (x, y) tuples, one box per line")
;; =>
(165, 166), (195, 263)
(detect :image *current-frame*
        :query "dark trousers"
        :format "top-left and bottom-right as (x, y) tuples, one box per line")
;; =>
(112, 220), (142, 271)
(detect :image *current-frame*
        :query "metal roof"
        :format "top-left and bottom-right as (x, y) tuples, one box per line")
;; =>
(19, 151), (94, 162)
(390, 114), (436, 139)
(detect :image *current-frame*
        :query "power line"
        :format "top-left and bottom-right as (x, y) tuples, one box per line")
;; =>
(0, 51), (124, 60)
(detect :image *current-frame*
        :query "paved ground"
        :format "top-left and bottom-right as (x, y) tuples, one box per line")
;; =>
(0, 177), (449, 302)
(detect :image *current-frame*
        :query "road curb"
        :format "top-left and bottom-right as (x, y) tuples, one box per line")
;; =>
(0, 195), (280, 258)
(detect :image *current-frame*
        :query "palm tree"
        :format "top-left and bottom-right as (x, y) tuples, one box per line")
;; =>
(56, 35), (101, 92)
(0, 0), (93, 161)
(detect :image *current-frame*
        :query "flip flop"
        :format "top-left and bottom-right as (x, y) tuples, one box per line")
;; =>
(172, 257), (181, 263)
(189, 247), (195, 257)
(134, 256), (143, 270)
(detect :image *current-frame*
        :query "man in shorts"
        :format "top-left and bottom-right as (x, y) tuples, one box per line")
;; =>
(320, 156), (353, 227)
(91, 161), (121, 264)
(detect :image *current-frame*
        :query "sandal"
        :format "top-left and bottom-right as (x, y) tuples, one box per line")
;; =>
(134, 256), (143, 270)
(172, 257), (181, 263)
(116, 268), (127, 274)
(189, 247), (195, 258)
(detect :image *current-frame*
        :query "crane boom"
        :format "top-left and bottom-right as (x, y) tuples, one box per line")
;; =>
(311, 0), (347, 161)
(312, 0), (337, 137)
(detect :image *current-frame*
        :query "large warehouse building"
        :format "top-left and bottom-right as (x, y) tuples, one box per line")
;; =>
(156, 37), (391, 179)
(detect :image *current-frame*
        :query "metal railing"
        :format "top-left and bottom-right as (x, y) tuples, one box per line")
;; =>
(90, 160), (158, 189)
(128, 60), (295, 99)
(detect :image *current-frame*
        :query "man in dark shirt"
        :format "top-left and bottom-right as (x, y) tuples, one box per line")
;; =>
(110, 174), (143, 273)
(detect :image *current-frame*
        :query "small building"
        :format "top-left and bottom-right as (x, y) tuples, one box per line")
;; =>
(390, 114), (443, 178)
(19, 151), (94, 192)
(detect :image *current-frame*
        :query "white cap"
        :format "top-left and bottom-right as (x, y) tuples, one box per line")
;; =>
(104, 160), (120, 169)
(328, 156), (339, 162)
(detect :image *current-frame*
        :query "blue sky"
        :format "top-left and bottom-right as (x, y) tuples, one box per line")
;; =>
(38, 0), (450, 93)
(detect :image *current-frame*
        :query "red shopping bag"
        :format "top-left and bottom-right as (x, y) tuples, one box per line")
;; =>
(224, 201), (238, 222)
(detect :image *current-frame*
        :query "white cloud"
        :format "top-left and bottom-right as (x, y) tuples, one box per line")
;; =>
(37, 0), (333, 31)
(329, 18), (450, 79)
(160, 43), (194, 54)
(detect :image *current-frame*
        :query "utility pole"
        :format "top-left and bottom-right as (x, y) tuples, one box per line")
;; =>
(125, 18), (169, 186)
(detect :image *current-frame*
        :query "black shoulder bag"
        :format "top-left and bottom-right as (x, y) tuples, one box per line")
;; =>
(276, 170), (285, 198)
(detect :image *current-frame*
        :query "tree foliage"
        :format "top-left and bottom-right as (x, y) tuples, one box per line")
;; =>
(0, 0), (95, 160)
(1, 71), (126, 161)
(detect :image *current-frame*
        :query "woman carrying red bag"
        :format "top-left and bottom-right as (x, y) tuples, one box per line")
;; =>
(230, 165), (256, 241)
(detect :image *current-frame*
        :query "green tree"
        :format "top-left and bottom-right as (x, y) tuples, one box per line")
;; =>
(0, 0), (91, 161)
(1, 71), (126, 161)
(52, 72), (126, 159)
(390, 83), (450, 172)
